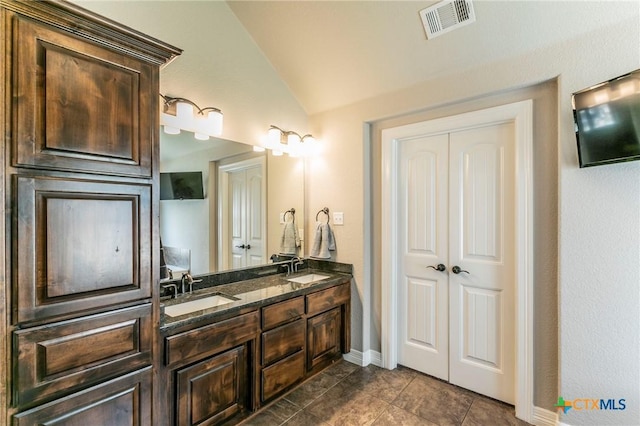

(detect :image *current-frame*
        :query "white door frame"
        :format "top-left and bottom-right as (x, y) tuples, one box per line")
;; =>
(217, 156), (267, 270)
(381, 100), (534, 422)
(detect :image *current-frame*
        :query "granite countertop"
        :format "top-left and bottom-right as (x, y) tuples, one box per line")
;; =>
(160, 268), (351, 333)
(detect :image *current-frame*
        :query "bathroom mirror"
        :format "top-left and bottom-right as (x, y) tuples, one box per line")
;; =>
(160, 131), (305, 275)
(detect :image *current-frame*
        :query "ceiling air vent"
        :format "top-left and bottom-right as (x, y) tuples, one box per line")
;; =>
(419, 0), (476, 40)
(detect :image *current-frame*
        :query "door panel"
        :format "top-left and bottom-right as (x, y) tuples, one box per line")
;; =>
(230, 170), (246, 269)
(398, 134), (449, 381)
(406, 277), (437, 349)
(461, 286), (502, 368)
(449, 123), (516, 404)
(246, 166), (265, 266)
(228, 165), (264, 269)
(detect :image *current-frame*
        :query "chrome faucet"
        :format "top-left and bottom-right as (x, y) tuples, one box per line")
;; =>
(161, 282), (178, 299)
(181, 273), (202, 294)
(291, 257), (304, 273)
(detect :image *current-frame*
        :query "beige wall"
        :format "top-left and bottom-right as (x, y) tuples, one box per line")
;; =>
(267, 153), (305, 257)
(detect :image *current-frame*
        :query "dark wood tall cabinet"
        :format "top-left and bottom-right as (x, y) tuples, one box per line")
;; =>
(0, 1), (180, 424)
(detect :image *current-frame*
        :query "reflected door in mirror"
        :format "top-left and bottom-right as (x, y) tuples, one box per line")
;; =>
(227, 163), (265, 269)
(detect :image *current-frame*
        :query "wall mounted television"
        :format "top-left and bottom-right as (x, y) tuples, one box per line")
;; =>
(160, 171), (205, 200)
(573, 69), (640, 168)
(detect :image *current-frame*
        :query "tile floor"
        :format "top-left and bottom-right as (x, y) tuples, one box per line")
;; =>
(242, 360), (531, 426)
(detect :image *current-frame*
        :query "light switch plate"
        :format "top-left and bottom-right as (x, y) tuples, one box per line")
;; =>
(333, 212), (344, 225)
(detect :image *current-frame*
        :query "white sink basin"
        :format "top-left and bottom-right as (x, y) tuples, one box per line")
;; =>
(287, 273), (330, 284)
(164, 294), (237, 317)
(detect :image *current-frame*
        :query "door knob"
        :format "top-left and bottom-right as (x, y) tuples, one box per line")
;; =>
(427, 264), (446, 272)
(235, 244), (246, 249)
(246, 244), (251, 249)
(451, 265), (470, 274)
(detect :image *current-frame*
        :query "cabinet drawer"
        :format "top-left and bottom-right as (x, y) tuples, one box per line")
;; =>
(165, 311), (259, 367)
(13, 367), (152, 425)
(306, 282), (350, 316)
(261, 319), (305, 365)
(261, 351), (305, 402)
(14, 304), (152, 408)
(262, 296), (304, 330)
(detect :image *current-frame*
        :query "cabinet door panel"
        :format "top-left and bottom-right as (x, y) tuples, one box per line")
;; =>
(176, 346), (247, 426)
(12, 16), (154, 177)
(13, 367), (152, 426)
(14, 176), (151, 323)
(307, 308), (341, 371)
(14, 304), (152, 408)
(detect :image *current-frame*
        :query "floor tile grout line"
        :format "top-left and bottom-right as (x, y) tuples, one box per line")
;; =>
(460, 395), (477, 425)
(280, 364), (359, 425)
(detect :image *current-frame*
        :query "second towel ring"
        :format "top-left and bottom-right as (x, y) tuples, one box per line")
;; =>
(316, 207), (329, 223)
(284, 208), (296, 221)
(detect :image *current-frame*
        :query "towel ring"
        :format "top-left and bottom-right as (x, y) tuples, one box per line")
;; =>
(315, 207), (329, 223)
(284, 208), (296, 221)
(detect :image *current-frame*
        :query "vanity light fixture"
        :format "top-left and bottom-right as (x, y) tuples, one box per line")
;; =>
(160, 94), (223, 140)
(262, 125), (318, 157)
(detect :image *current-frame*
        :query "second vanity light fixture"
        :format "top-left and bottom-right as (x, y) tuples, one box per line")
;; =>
(160, 94), (223, 140)
(255, 125), (319, 157)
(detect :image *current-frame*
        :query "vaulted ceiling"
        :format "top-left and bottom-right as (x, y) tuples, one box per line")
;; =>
(227, 1), (637, 114)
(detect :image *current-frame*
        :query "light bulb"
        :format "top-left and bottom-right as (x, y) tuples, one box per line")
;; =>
(206, 110), (223, 136)
(268, 127), (281, 148)
(163, 126), (180, 135)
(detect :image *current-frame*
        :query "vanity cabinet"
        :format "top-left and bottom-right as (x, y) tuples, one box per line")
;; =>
(1, 0), (180, 424)
(161, 278), (351, 425)
(163, 311), (260, 426)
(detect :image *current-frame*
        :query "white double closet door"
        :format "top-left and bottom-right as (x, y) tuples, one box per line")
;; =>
(397, 122), (516, 404)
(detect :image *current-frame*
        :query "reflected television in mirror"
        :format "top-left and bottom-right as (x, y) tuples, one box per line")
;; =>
(160, 171), (205, 200)
(573, 69), (640, 168)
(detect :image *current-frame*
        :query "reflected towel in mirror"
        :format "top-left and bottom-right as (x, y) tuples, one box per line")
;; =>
(280, 217), (301, 255)
(310, 222), (336, 259)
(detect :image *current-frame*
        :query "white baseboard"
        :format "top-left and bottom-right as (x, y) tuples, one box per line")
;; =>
(531, 406), (558, 426)
(343, 349), (383, 367)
